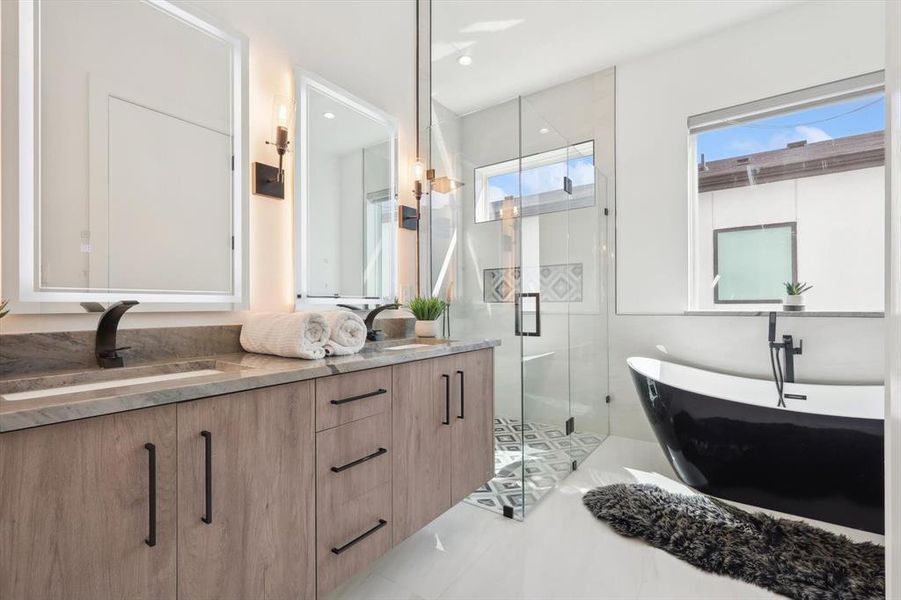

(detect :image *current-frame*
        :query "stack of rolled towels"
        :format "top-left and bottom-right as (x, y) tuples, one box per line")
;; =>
(239, 309), (368, 360)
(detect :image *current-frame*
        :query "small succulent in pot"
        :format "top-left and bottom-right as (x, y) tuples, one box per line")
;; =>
(407, 296), (448, 338)
(782, 282), (812, 312)
(0, 298), (9, 320)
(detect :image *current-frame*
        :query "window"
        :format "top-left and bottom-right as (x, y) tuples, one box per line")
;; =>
(689, 72), (885, 312)
(474, 141), (594, 223)
(714, 223), (796, 303)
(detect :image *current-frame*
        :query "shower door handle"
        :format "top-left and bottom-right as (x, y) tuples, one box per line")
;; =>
(514, 292), (541, 337)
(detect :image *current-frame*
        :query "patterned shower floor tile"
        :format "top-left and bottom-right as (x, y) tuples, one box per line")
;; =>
(464, 417), (606, 518)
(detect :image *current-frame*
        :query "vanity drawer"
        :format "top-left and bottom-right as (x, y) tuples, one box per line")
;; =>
(317, 482), (392, 597)
(316, 411), (392, 510)
(316, 412), (392, 596)
(315, 366), (392, 431)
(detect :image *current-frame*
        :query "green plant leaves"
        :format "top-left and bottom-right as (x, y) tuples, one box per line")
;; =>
(407, 296), (447, 321)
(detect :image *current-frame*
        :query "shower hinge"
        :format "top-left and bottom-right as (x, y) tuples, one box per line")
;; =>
(563, 176), (573, 194)
(502, 505), (514, 519)
(565, 416), (575, 436)
(604, 208), (609, 216)
(605, 395), (611, 404)
(572, 460), (578, 471)
(231, 236), (235, 250)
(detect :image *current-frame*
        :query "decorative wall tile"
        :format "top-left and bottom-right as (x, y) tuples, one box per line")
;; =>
(483, 263), (583, 303)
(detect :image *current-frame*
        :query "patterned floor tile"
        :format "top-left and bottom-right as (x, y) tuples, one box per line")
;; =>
(465, 417), (606, 518)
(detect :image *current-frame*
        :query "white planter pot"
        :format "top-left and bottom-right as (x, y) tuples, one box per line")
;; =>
(415, 319), (441, 338)
(783, 294), (805, 311)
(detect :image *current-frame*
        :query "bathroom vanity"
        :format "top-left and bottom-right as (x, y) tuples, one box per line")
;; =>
(0, 340), (497, 599)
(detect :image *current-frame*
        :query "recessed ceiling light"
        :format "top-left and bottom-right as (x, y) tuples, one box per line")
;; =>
(323, 112), (336, 119)
(539, 127), (549, 134)
(457, 55), (473, 66)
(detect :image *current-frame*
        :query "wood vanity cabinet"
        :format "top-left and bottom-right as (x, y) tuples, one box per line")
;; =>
(392, 349), (495, 543)
(176, 381), (316, 600)
(0, 347), (494, 600)
(0, 405), (178, 600)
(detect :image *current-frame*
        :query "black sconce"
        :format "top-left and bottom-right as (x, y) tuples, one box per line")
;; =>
(253, 96), (294, 199)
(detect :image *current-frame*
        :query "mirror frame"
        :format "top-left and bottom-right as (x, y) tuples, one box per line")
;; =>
(294, 69), (398, 308)
(16, 0), (249, 305)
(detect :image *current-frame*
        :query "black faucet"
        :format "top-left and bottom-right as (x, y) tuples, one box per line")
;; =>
(767, 312), (804, 406)
(363, 303), (401, 341)
(96, 301), (138, 368)
(780, 334), (803, 383)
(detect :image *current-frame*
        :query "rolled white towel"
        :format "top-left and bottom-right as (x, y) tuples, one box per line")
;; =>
(240, 311), (331, 360)
(322, 310), (368, 356)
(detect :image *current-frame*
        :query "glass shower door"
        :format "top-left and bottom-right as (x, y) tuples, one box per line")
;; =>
(517, 101), (575, 516)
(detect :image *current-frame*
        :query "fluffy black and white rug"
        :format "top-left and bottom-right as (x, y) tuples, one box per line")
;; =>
(583, 483), (884, 600)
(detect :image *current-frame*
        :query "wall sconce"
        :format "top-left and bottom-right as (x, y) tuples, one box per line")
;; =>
(253, 95), (294, 199)
(412, 159), (425, 202)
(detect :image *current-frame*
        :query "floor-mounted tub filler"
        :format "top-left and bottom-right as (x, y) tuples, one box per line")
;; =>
(627, 357), (884, 533)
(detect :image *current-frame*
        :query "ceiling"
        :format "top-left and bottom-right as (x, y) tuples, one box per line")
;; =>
(431, 0), (799, 115)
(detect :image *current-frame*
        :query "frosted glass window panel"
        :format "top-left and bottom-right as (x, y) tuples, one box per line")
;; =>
(713, 223), (796, 303)
(105, 98), (233, 293)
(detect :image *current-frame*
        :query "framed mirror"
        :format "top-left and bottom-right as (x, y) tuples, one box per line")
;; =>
(8, 0), (248, 310)
(294, 70), (398, 307)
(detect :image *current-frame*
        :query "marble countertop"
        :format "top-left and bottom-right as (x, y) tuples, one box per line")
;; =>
(0, 338), (500, 433)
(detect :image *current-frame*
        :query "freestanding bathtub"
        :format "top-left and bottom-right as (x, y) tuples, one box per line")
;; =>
(627, 357), (884, 533)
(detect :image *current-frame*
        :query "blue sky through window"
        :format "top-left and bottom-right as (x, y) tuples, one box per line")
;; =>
(487, 154), (595, 200)
(696, 93), (884, 163)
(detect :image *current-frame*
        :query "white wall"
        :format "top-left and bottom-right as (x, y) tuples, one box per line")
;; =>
(0, 0), (416, 333)
(695, 167), (885, 311)
(610, 0), (887, 440)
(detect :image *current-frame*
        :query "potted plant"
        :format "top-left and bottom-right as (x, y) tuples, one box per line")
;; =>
(783, 282), (812, 312)
(408, 296), (447, 338)
(0, 299), (8, 320)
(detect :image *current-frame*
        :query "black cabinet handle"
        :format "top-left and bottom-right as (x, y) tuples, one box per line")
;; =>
(331, 447), (388, 473)
(330, 388), (387, 406)
(144, 443), (156, 547)
(330, 519), (388, 555)
(201, 431), (212, 525)
(457, 370), (465, 419)
(441, 374), (450, 425)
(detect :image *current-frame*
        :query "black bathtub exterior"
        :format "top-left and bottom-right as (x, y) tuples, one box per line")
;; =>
(629, 367), (884, 533)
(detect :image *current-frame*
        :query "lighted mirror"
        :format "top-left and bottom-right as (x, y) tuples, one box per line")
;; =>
(295, 71), (397, 306)
(8, 0), (247, 311)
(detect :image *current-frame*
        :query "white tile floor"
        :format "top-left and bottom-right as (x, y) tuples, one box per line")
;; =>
(329, 436), (884, 600)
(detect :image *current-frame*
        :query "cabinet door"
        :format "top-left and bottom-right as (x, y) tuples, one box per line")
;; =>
(391, 357), (454, 543)
(0, 406), (177, 600)
(177, 382), (315, 600)
(450, 349), (496, 505)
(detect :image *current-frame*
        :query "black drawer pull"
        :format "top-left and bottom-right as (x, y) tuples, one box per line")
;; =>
(144, 443), (156, 547)
(330, 388), (387, 406)
(457, 370), (465, 419)
(441, 374), (450, 425)
(331, 447), (388, 473)
(331, 519), (388, 555)
(201, 431), (212, 525)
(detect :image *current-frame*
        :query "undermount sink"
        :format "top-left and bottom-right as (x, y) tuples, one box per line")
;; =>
(363, 338), (453, 353)
(383, 343), (431, 350)
(0, 360), (249, 402)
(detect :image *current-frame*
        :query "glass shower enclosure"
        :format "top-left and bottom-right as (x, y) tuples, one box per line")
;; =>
(423, 92), (610, 519)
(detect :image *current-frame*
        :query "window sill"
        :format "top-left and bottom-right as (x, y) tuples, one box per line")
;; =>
(683, 310), (884, 318)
